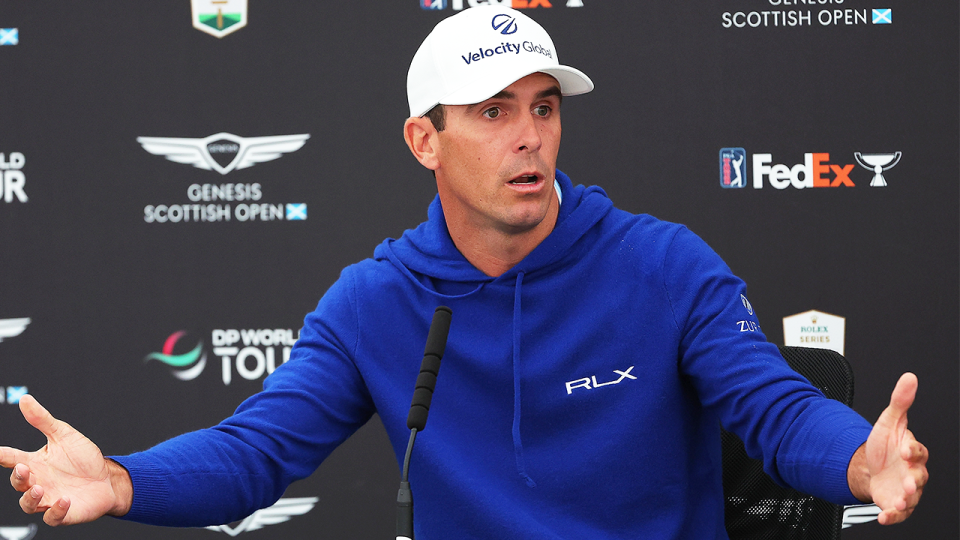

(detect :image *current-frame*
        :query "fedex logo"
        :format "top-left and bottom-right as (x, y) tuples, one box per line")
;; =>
(753, 153), (855, 189)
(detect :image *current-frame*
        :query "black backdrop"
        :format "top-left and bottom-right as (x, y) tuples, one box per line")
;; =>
(0, 1), (956, 538)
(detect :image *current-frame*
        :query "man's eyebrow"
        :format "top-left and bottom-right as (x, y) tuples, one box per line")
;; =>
(466, 90), (516, 113)
(535, 86), (563, 103)
(464, 85), (562, 114)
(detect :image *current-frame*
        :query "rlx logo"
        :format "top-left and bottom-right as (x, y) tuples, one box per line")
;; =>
(565, 366), (636, 395)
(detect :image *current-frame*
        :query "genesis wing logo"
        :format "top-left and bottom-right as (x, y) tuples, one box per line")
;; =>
(0, 318), (31, 343)
(0, 524), (38, 540)
(137, 133), (310, 175)
(205, 497), (319, 536)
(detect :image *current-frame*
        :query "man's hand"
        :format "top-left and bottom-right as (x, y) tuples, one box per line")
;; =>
(848, 373), (929, 525)
(0, 395), (133, 526)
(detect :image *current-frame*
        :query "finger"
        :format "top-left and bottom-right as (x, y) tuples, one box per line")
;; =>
(43, 496), (70, 527)
(10, 463), (34, 492)
(878, 506), (913, 526)
(901, 436), (929, 464)
(0, 446), (31, 469)
(886, 373), (918, 420)
(18, 485), (44, 514)
(18, 394), (63, 440)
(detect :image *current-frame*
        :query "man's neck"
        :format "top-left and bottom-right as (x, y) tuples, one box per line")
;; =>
(444, 193), (560, 278)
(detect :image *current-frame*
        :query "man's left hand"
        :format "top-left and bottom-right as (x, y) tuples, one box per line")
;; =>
(848, 372), (929, 525)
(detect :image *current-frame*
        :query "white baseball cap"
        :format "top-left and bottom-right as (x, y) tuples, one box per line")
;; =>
(407, 6), (594, 118)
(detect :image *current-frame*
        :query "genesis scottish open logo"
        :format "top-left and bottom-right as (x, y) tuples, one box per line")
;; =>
(145, 331), (207, 381)
(137, 133), (309, 175)
(0, 318), (30, 343)
(722, 3), (895, 29)
(138, 132), (310, 223)
(0, 28), (17, 46)
(205, 497), (319, 536)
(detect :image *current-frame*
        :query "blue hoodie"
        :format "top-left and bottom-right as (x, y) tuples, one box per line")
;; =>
(114, 171), (872, 539)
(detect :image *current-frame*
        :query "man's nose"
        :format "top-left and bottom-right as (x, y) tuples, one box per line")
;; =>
(515, 113), (543, 153)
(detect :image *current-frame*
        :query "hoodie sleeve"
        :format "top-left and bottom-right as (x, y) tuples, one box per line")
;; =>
(660, 226), (871, 505)
(112, 268), (375, 527)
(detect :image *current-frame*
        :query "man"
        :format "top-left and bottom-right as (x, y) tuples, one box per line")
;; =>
(0, 6), (927, 539)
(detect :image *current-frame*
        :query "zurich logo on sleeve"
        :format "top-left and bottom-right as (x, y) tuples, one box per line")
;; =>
(492, 14), (518, 35)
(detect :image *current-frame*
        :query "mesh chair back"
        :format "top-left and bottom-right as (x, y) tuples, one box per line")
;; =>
(722, 346), (855, 540)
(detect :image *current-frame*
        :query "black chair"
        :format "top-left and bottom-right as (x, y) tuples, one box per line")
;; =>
(722, 346), (854, 540)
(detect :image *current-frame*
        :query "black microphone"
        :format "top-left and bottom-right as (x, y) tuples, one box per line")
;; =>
(397, 306), (452, 540)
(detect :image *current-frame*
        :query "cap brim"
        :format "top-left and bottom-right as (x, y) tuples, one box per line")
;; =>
(437, 64), (594, 109)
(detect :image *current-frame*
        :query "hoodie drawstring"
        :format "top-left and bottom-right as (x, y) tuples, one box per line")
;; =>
(512, 271), (536, 488)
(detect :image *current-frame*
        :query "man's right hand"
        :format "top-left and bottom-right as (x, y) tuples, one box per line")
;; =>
(0, 395), (133, 526)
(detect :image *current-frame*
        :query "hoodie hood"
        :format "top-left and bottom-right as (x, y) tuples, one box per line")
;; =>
(375, 170), (614, 290)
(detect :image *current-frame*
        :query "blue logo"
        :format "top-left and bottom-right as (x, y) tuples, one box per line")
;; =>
(286, 203), (307, 220)
(6, 387), (28, 404)
(719, 148), (747, 189)
(420, 0), (446, 9)
(0, 28), (18, 46)
(872, 9), (891, 24)
(492, 14), (518, 35)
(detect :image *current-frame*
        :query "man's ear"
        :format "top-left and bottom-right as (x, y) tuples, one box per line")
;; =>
(403, 116), (440, 171)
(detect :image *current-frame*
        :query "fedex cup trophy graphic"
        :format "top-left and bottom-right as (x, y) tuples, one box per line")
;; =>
(854, 151), (901, 187)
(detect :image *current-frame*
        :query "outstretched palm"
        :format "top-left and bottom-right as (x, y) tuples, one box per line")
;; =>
(0, 395), (126, 525)
(864, 373), (928, 525)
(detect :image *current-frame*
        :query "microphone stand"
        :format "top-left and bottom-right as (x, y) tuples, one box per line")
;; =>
(396, 306), (452, 540)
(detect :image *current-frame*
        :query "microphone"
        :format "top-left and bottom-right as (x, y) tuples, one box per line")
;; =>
(397, 306), (452, 540)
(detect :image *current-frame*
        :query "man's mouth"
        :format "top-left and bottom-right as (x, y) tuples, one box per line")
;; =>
(509, 174), (539, 185)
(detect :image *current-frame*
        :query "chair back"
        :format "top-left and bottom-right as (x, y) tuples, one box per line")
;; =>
(722, 346), (854, 540)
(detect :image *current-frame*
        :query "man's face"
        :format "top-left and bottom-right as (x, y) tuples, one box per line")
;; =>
(434, 72), (562, 237)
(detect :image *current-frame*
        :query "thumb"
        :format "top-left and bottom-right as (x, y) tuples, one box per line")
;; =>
(19, 395), (62, 440)
(885, 373), (918, 421)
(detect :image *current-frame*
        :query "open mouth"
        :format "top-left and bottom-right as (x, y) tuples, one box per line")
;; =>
(509, 174), (539, 185)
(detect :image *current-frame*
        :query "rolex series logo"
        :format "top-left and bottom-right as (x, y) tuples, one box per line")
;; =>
(782, 310), (846, 355)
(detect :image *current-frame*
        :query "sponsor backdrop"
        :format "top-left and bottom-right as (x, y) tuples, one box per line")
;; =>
(0, 1), (956, 538)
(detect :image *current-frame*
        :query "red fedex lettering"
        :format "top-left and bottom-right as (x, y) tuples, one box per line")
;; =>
(513, 0), (553, 7)
(830, 164), (855, 187)
(812, 153), (831, 187)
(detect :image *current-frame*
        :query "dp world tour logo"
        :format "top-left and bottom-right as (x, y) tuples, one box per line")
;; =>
(144, 331), (207, 381)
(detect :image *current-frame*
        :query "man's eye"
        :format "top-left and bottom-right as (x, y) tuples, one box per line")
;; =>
(533, 105), (551, 117)
(482, 107), (501, 119)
